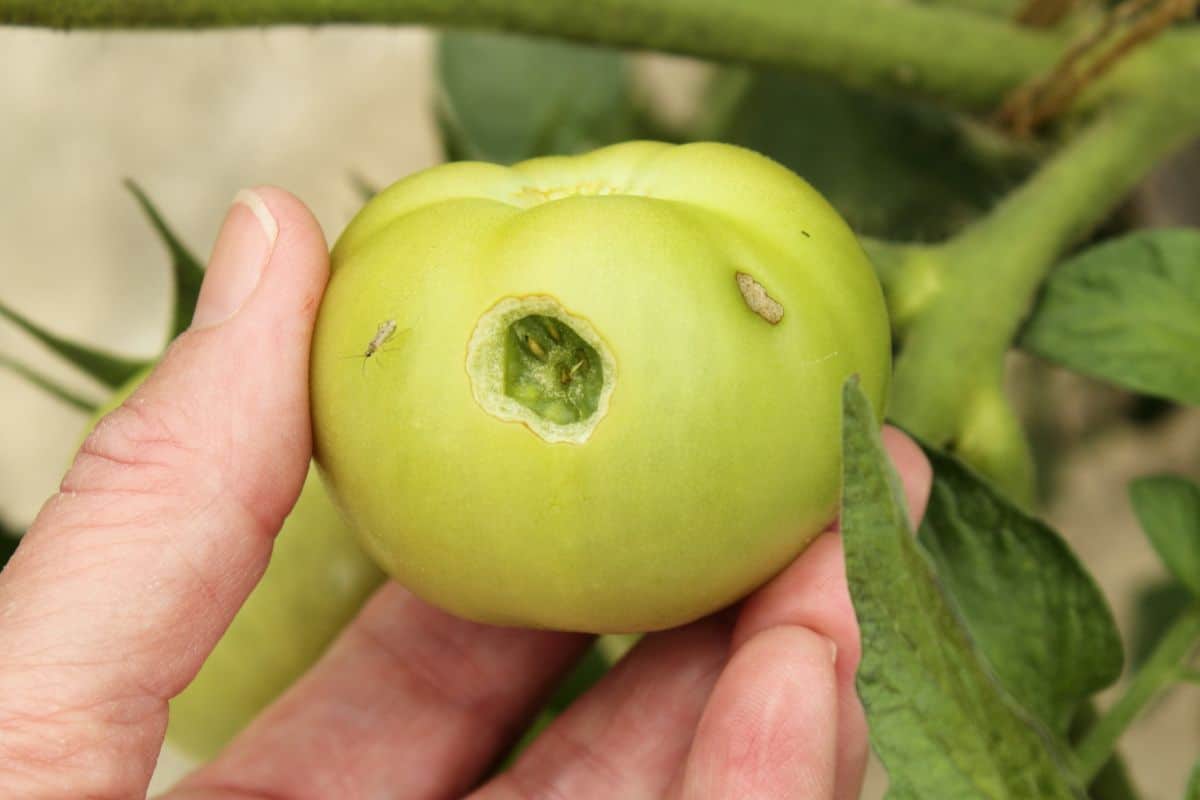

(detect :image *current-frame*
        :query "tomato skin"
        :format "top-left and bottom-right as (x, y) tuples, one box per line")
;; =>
(312, 141), (890, 633)
(88, 372), (383, 760)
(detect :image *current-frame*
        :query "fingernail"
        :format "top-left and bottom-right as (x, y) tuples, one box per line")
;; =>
(191, 189), (278, 330)
(826, 637), (838, 664)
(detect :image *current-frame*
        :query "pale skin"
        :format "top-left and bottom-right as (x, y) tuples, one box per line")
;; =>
(0, 188), (932, 800)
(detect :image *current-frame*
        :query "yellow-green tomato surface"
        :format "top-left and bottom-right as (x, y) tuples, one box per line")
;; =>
(88, 372), (384, 760)
(311, 141), (889, 633)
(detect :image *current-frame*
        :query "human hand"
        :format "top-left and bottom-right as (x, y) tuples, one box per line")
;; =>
(0, 187), (932, 800)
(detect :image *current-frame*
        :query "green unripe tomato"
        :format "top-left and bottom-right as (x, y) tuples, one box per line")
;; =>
(88, 370), (384, 760)
(311, 141), (889, 633)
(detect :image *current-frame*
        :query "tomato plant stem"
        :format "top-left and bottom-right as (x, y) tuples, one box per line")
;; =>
(1075, 604), (1200, 783)
(0, 0), (1060, 111)
(887, 33), (1200, 496)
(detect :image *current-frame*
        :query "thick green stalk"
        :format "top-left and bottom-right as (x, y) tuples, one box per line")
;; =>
(861, 239), (944, 335)
(1075, 605), (1200, 783)
(889, 73), (1200, 451)
(1068, 702), (1142, 800)
(0, 0), (1059, 111)
(924, 0), (1023, 14)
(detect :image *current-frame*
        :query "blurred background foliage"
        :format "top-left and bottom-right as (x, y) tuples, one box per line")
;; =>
(435, 31), (1035, 243)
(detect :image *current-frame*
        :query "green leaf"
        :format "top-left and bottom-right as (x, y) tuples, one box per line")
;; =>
(0, 517), (20, 572)
(1066, 703), (1141, 800)
(1130, 475), (1200, 595)
(0, 352), (101, 412)
(349, 172), (379, 203)
(435, 103), (474, 164)
(1129, 578), (1194, 669)
(712, 68), (1025, 241)
(1020, 230), (1200, 405)
(124, 179), (206, 340)
(497, 638), (616, 770)
(546, 642), (612, 713)
(0, 301), (149, 390)
(1187, 757), (1200, 800)
(841, 379), (1084, 799)
(917, 446), (1123, 734)
(436, 31), (634, 164)
(595, 632), (638, 662)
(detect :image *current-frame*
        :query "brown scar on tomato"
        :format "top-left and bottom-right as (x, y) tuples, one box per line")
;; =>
(735, 272), (784, 325)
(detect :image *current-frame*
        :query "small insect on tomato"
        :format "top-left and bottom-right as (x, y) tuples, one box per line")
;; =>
(343, 319), (405, 373)
(365, 319), (398, 359)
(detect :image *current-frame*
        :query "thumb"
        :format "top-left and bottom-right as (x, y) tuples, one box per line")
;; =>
(0, 187), (329, 799)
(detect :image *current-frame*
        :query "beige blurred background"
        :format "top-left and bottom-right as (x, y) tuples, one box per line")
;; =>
(1, 24), (1197, 799)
